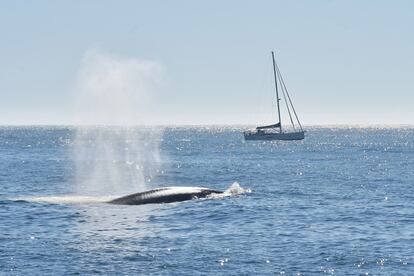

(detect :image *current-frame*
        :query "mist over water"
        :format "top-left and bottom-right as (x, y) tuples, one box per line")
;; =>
(73, 50), (164, 195)
(74, 127), (163, 195)
(74, 49), (163, 126)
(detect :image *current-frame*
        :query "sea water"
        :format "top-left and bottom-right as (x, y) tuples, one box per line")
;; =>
(1, 126), (413, 275)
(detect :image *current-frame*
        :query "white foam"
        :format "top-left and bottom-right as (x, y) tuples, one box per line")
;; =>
(15, 195), (115, 204)
(208, 182), (251, 199)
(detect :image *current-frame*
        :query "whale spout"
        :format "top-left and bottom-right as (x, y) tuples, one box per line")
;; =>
(108, 186), (223, 205)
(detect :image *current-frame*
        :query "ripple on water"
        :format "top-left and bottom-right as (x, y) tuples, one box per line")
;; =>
(1, 127), (414, 275)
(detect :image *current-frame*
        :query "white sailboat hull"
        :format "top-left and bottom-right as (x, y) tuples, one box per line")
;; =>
(244, 130), (305, 141)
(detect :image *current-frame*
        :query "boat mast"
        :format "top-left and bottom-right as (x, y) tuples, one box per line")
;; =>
(272, 51), (282, 132)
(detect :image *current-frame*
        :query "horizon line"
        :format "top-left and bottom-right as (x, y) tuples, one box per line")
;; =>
(0, 123), (413, 128)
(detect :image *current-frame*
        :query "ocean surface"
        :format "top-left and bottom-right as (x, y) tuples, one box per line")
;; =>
(1, 126), (414, 275)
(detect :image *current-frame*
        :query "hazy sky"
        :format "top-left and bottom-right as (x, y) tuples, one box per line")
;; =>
(1, 1), (413, 125)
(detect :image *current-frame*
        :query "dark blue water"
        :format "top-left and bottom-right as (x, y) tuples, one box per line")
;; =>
(1, 126), (414, 275)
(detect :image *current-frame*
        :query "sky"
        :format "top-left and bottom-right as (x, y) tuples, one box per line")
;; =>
(0, 0), (413, 125)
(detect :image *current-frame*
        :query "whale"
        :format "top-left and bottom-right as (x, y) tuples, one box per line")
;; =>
(108, 186), (223, 205)
(12, 183), (247, 205)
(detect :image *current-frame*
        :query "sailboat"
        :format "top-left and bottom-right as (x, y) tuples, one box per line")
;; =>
(244, 52), (305, 141)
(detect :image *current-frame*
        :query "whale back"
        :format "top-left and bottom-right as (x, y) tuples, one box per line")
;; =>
(108, 187), (223, 205)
